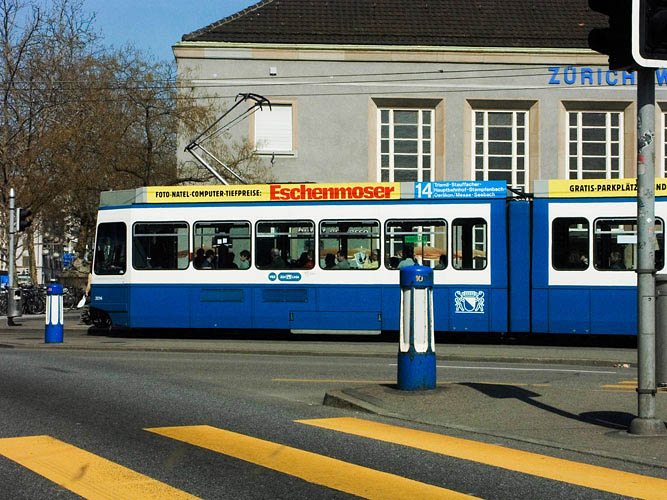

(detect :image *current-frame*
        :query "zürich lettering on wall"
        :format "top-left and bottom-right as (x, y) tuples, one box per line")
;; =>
(548, 67), (667, 86)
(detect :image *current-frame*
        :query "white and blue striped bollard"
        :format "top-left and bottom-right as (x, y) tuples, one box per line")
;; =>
(397, 265), (436, 390)
(45, 284), (64, 343)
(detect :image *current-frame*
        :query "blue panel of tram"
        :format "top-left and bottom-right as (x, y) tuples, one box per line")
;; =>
(507, 201), (531, 332)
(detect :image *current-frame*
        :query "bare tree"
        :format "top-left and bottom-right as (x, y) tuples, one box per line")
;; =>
(0, 0), (98, 280)
(0, 1), (273, 280)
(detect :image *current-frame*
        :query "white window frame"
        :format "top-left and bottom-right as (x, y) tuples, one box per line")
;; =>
(254, 104), (294, 155)
(567, 110), (624, 179)
(472, 110), (529, 191)
(377, 108), (434, 182)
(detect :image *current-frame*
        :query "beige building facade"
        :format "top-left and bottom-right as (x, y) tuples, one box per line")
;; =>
(174, 2), (667, 191)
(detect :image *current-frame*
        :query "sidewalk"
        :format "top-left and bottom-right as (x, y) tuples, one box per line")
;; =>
(1, 312), (665, 469)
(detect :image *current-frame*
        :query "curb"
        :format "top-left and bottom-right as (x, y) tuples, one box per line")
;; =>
(0, 341), (636, 368)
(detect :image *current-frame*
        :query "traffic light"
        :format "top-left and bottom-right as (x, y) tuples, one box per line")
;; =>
(589, 0), (636, 70)
(16, 208), (32, 232)
(632, 0), (667, 67)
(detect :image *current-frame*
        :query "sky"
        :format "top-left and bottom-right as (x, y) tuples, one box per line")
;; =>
(81, 0), (257, 62)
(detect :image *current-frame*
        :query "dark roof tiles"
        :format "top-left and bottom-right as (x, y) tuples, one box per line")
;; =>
(183, 0), (606, 49)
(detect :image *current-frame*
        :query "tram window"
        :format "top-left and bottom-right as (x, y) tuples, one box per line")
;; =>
(193, 222), (251, 270)
(594, 218), (665, 271)
(384, 219), (447, 270)
(256, 221), (315, 270)
(132, 222), (189, 270)
(320, 220), (380, 270)
(452, 218), (487, 270)
(552, 218), (589, 270)
(94, 222), (126, 275)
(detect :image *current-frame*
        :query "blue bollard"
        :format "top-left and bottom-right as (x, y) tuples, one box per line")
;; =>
(45, 284), (64, 343)
(397, 265), (435, 390)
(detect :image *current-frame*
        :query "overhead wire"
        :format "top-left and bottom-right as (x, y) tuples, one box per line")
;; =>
(0, 64), (651, 104)
(0, 65), (577, 88)
(4, 82), (642, 104)
(1, 64), (642, 94)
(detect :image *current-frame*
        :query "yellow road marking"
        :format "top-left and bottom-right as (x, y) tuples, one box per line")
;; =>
(146, 425), (478, 500)
(0, 435), (200, 500)
(297, 418), (667, 500)
(602, 382), (667, 392)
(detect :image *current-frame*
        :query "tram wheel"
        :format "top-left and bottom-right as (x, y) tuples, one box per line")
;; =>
(90, 308), (112, 330)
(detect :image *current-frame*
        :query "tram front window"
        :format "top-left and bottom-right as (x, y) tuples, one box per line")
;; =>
(94, 222), (126, 275)
(256, 221), (315, 270)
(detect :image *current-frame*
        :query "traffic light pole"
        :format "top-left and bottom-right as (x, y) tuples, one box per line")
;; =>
(630, 68), (666, 435)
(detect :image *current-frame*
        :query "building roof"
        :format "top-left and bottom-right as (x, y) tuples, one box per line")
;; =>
(182, 0), (605, 49)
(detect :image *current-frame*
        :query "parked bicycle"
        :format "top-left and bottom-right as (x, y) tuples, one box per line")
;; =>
(20, 284), (45, 315)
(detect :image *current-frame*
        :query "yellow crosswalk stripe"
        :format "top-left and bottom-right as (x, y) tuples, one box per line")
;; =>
(297, 417), (667, 500)
(0, 435), (200, 500)
(146, 425), (479, 500)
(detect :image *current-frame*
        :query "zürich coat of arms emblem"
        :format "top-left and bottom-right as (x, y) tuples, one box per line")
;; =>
(454, 290), (485, 313)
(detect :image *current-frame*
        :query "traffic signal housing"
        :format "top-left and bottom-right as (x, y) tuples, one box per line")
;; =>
(16, 208), (32, 232)
(589, 0), (636, 70)
(633, 0), (667, 67)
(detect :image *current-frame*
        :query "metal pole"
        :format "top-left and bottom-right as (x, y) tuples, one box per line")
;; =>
(629, 68), (666, 435)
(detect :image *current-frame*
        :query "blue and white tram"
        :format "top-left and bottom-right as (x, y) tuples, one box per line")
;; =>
(90, 181), (509, 332)
(90, 178), (667, 335)
(529, 179), (667, 335)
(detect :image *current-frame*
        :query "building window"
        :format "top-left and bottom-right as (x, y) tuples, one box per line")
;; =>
(378, 109), (434, 182)
(567, 111), (623, 179)
(254, 104), (293, 154)
(473, 110), (528, 191)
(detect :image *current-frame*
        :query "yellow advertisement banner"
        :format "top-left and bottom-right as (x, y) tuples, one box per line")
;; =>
(145, 183), (401, 203)
(548, 178), (667, 198)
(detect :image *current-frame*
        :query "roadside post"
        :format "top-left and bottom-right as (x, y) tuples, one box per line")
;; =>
(589, 0), (667, 436)
(45, 283), (64, 343)
(397, 265), (435, 390)
(630, 68), (666, 435)
(6, 188), (21, 325)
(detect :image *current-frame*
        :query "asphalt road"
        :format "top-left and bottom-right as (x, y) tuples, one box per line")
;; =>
(0, 348), (663, 499)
